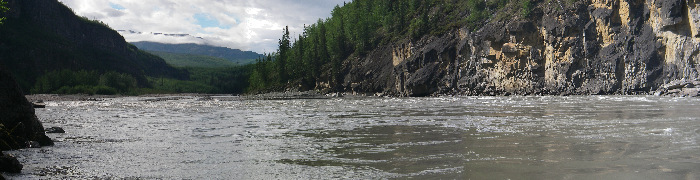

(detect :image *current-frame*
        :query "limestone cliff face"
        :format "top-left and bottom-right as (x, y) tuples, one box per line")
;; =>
(341, 0), (700, 96)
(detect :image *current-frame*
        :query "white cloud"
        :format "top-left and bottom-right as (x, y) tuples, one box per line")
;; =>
(59, 0), (349, 54)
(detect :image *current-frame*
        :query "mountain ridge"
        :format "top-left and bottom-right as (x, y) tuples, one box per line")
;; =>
(131, 41), (262, 65)
(146, 51), (240, 68)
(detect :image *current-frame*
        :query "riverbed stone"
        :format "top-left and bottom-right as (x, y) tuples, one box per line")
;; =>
(0, 153), (22, 173)
(45, 127), (65, 134)
(0, 67), (53, 149)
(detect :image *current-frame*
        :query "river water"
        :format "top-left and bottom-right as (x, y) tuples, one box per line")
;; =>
(4, 95), (700, 179)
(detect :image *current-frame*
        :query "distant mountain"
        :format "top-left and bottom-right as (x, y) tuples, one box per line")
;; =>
(146, 51), (240, 68)
(117, 30), (206, 40)
(131, 42), (261, 65)
(0, 0), (186, 92)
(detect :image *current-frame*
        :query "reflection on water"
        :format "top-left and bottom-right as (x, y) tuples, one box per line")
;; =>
(5, 96), (700, 179)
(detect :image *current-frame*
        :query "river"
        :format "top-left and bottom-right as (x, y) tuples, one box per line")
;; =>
(4, 95), (700, 179)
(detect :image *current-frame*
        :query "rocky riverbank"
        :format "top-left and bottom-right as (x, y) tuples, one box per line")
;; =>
(655, 79), (700, 97)
(302, 1), (700, 97)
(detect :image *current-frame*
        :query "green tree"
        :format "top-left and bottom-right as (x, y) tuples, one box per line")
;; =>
(277, 26), (291, 84)
(0, 0), (8, 24)
(315, 19), (329, 79)
(99, 71), (137, 94)
(521, 0), (533, 17)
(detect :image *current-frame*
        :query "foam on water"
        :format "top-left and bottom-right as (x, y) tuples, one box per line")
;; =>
(5, 95), (700, 179)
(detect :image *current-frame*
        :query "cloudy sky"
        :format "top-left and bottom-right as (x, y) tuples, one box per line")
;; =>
(59, 0), (349, 53)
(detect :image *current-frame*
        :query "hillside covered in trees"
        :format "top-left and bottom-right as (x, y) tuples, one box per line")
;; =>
(248, 0), (536, 93)
(0, 0), (188, 94)
(0, 0), (254, 95)
(250, 0), (700, 96)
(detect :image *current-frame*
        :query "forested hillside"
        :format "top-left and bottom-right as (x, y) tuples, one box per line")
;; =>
(250, 0), (700, 96)
(0, 0), (252, 95)
(248, 0), (533, 92)
(0, 0), (187, 93)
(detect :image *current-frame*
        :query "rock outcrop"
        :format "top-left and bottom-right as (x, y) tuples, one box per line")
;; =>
(0, 67), (52, 150)
(0, 67), (53, 174)
(336, 0), (700, 96)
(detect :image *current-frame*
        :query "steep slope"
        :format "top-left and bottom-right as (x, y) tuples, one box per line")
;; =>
(131, 42), (261, 65)
(264, 0), (700, 96)
(0, 0), (186, 92)
(380, 0), (700, 96)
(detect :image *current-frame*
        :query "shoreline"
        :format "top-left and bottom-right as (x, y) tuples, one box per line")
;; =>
(25, 93), (220, 102)
(25, 87), (699, 103)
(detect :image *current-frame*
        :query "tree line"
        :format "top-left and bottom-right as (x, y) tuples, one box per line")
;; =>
(32, 70), (138, 95)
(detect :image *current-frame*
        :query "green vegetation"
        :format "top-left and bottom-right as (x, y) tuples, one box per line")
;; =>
(11, 0), (546, 95)
(0, 0), (7, 24)
(0, 12), (186, 93)
(32, 70), (137, 95)
(147, 51), (240, 68)
(148, 67), (250, 94)
(31, 67), (252, 95)
(2, 0), (259, 95)
(521, 0), (533, 17)
(248, 0), (537, 92)
(131, 42), (261, 65)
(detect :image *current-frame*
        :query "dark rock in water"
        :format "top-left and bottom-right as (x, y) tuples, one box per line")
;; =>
(0, 67), (53, 150)
(0, 153), (22, 173)
(25, 141), (40, 148)
(45, 127), (65, 134)
(32, 101), (45, 108)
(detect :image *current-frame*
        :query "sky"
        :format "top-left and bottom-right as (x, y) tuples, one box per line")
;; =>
(58, 0), (349, 54)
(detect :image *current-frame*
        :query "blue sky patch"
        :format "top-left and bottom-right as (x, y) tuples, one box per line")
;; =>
(109, 3), (125, 10)
(194, 13), (231, 29)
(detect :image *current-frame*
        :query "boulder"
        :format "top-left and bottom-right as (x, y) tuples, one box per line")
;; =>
(45, 127), (65, 133)
(0, 153), (22, 173)
(655, 0), (685, 28)
(501, 43), (519, 53)
(0, 67), (53, 174)
(0, 67), (53, 149)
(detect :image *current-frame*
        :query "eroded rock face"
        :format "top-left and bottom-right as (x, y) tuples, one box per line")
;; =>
(338, 0), (700, 96)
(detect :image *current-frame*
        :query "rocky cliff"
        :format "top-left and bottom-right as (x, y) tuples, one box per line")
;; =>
(339, 0), (700, 96)
(0, 0), (186, 91)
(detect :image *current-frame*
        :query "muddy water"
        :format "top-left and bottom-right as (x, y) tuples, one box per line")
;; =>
(4, 96), (700, 179)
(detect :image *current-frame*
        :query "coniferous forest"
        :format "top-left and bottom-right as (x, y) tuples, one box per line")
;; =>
(247, 0), (537, 93)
